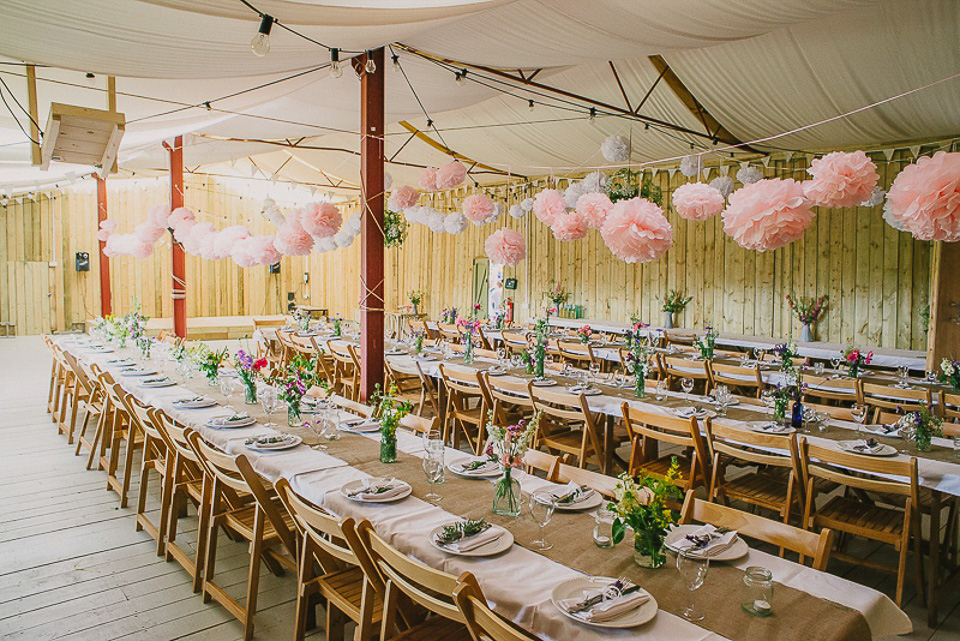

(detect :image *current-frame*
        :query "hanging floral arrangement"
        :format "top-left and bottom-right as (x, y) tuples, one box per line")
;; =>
(383, 209), (408, 248)
(605, 168), (663, 205)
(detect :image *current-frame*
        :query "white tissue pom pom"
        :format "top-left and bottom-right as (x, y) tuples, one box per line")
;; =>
(495, 201), (504, 218)
(345, 213), (362, 233)
(334, 230), (355, 247)
(383, 172), (393, 192)
(403, 206), (423, 225)
(520, 197), (535, 212)
(710, 175), (735, 199)
(426, 209), (446, 233)
(680, 155), (701, 178)
(444, 212), (468, 234)
(319, 237), (339, 252)
(861, 185), (886, 207)
(737, 165), (763, 185)
(882, 199), (907, 231)
(564, 182), (585, 209)
(509, 204), (525, 219)
(600, 135), (631, 163)
(581, 171), (607, 193)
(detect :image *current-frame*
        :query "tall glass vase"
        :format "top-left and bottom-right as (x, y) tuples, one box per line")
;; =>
(287, 404), (301, 427)
(633, 530), (667, 569)
(380, 431), (398, 463)
(492, 468), (521, 516)
(634, 374), (646, 398)
(463, 336), (474, 364)
(243, 382), (258, 405)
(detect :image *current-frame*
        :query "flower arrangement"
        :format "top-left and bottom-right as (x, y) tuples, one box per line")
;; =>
(693, 326), (718, 360)
(197, 345), (230, 384)
(411, 328), (425, 354)
(772, 342), (800, 374)
(609, 459), (681, 568)
(896, 406), (943, 452)
(383, 208), (409, 248)
(940, 359), (960, 391)
(407, 289), (424, 310)
(625, 323), (652, 397)
(770, 379), (803, 423)
(491, 305), (506, 330)
(843, 346), (873, 377)
(371, 383), (412, 463)
(543, 283), (568, 307)
(605, 168), (663, 206)
(235, 348), (267, 404)
(576, 325), (593, 344)
(439, 307), (458, 324)
(486, 411), (541, 516)
(528, 318), (549, 379)
(270, 354), (321, 424)
(456, 317), (482, 364)
(331, 315), (342, 337)
(786, 293), (828, 325)
(660, 290), (692, 314)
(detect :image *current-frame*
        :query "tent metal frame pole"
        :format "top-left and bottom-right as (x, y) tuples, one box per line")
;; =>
(357, 48), (385, 402)
(95, 176), (112, 317)
(163, 136), (187, 339)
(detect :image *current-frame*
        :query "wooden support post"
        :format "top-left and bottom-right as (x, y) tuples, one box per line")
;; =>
(26, 65), (40, 165)
(927, 242), (960, 370)
(358, 48), (385, 401)
(95, 176), (112, 317)
(164, 136), (187, 339)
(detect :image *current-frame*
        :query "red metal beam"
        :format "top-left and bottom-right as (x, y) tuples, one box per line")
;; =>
(164, 136), (187, 339)
(358, 48), (385, 401)
(95, 176), (112, 317)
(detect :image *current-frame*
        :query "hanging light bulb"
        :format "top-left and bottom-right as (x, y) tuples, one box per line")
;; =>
(330, 48), (343, 78)
(84, 72), (96, 86)
(456, 69), (467, 85)
(588, 107), (596, 122)
(250, 14), (273, 57)
(364, 50), (376, 74)
(528, 99), (535, 112)
(391, 54), (401, 71)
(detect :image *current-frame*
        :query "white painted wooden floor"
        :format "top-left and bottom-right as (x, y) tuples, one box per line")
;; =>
(1, 335), (958, 640)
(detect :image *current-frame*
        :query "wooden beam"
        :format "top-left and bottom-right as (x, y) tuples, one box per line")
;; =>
(926, 241), (960, 370)
(163, 136), (187, 339)
(107, 76), (118, 174)
(647, 55), (757, 152)
(95, 176), (112, 317)
(608, 62), (633, 113)
(396, 121), (520, 177)
(359, 48), (385, 401)
(26, 65), (40, 165)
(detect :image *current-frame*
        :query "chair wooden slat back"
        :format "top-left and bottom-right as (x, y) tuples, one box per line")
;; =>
(328, 393), (375, 418)
(708, 362), (764, 397)
(399, 413), (440, 436)
(800, 438), (919, 501)
(556, 340), (594, 369)
(662, 356), (711, 385)
(438, 323), (461, 343)
(553, 462), (618, 499)
(274, 477), (356, 570)
(188, 432), (252, 496)
(942, 391), (960, 422)
(621, 404), (709, 490)
(802, 375), (862, 405)
(862, 383), (931, 420)
(705, 422), (797, 471)
(485, 375), (535, 426)
(528, 384), (603, 469)
(501, 330), (528, 354)
(522, 449), (559, 479)
(454, 581), (542, 641)
(679, 491), (833, 571)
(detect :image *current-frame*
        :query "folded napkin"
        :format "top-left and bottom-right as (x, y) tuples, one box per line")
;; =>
(845, 439), (884, 454)
(207, 413), (255, 428)
(674, 524), (738, 556)
(675, 406), (707, 419)
(173, 396), (216, 408)
(453, 459), (500, 475)
(342, 418), (380, 432)
(436, 526), (504, 553)
(348, 478), (409, 501)
(550, 481), (594, 505)
(559, 586), (650, 623)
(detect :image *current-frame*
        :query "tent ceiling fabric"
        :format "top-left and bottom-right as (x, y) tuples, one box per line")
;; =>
(0, 0), (958, 191)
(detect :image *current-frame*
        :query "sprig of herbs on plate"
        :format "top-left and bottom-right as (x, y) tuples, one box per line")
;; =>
(437, 519), (491, 544)
(557, 485), (590, 504)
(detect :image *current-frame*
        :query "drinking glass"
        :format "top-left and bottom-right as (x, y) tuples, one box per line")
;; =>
(592, 509), (615, 548)
(529, 489), (557, 551)
(851, 404), (868, 436)
(321, 408), (341, 442)
(588, 361), (601, 383)
(681, 377), (695, 398)
(830, 357), (842, 372)
(655, 380), (668, 402)
(739, 353), (750, 366)
(423, 428), (444, 454)
(677, 548), (709, 622)
(308, 418), (328, 451)
(422, 449), (444, 503)
(813, 361), (824, 376)
(218, 375), (237, 399)
(714, 384), (730, 416)
(497, 348), (508, 368)
(259, 386), (280, 428)
(897, 366), (910, 388)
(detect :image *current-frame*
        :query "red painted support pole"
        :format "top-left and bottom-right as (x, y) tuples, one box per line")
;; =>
(358, 48), (385, 401)
(95, 176), (112, 317)
(164, 136), (187, 338)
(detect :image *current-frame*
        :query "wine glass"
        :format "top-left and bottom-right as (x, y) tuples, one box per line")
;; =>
(681, 377), (695, 399)
(655, 379), (668, 402)
(259, 386), (280, 428)
(830, 357), (842, 373)
(588, 361), (601, 384)
(497, 348), (508, 368)
(423, 427), (444, 454)
(677, 548), (709, 622)
(714, 384), (730, 416)
(529, 489), (557, 551)
(218, 374), (237, 400)
(851, 404), (868, 437)
(813, 361), (825, 376)
(307, 418), (328, 451)
(422, 449), (444, 503)
(897, 366), (910, 389)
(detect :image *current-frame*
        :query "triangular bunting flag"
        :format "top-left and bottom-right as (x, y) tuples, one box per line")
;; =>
(909, 145), (921, 158)
(882, 148), (895, 161)
(760, 156), (772, 168)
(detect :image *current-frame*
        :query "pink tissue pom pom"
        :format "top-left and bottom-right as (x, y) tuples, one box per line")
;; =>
(575, 192), (613, 229)
(129, 239), (154, 259)
(300, 202), (342, 239)
(99, 219), (117, 232)
(198, 230), (219, 260)
(435, 160), (467, 190)
(147, 205), (171, 229)
(182, 222), (214, 256)
(552, 212), (588, 241)
(803, 151), (878, 208)
(103, 234), (122, 257)
(232, 235), (281, 268)
(600, 197), (673, 263)
(173, 219), (196, 244)
(484, 228), (526, 266)
(533, 189), (567, 226)
(722, 178), (815, 251)
(388, 185), (420, 211)
(96, 228), (111, 242)
(134, 220), (165, 244)
(673, 183), (724, 221)
(213, 225), (251, 259)
(461, 193), (497, 225)
(274, 214), (314, 256)
(166, 206), (196, 229)
(418, 167), (439, 191)
(886, 150), (960, 241)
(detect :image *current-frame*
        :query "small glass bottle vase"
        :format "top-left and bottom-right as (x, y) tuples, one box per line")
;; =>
(492, 468), (521, 516)
(244, 383), (258, 405)
(633, 530), (667, 569)
(287, 404), (301, 427)
(380, 432), (398, 463)
(463, 338), (474, 364)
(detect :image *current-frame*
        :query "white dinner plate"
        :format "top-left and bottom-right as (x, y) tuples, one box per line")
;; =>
(448, 459), (502, 478)
(172, 397), (218, 409)
(107, 358), (136, 367)
(673, 407), (716, 420)
(341, 417), (381, 433)
(414, 354), (437, 361)
(837, 440), (899, 457)
(746, 421), (796, 435)
(569, 386), (603, 396)
(122, 368), (157, 377)
(245, 434), (302, 452)
(664, 524), (749, 561)
(385, 349), (406, 356)
(86, 347), (114, 354)
(543, 488), (604, 512)
(139, 378), (176, 388)
(551, 576), (658, 629)
(531, 379), (558, 387)
(206, 415), (257, 429)
(429, 523), (514, 557)
(485, 366), (508, 376)
(340, 478), (412, 503)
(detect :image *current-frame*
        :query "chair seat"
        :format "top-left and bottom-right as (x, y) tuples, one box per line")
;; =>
(224, 499), (296, 542)
(452, 405), (484, 425)
(816, 495), (905, 544)
(717, 470), (791, 511)
(390, 616), (471, 641)
(317, 566), (383, 621)
(539, 428), (588, 455)
(633, 454), (693, 488)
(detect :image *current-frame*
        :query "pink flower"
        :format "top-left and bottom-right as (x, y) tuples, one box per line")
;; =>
(575, 192), (613, 229)
(484, 228), (526, 266)
(533, 189), (567, 226)
(435, 161), (467, 190)
(461, 193), (498, 225)
(388, 185), (420, 211)
(672, 182), (724, 221)
(600, 197), (673, 263)
(274, 213), (314, 256)
(803, 151), (878, 208)
(418, 167), (439, 191)
(300, 202), (342, 239)
(886, 150), (960, 241)
(551, 211), (588, 241)
(721, 178), (815, 251)
(865, 351), (874, 365)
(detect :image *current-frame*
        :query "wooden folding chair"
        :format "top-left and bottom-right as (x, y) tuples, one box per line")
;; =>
(661, 355), (711, 393)
(528, 384), (604, 469)
(556, 340), (595, 371)
(620, 405), (709, 496)
(328, 393), (375, 419)
(121, 394), (171, 555)
(275, 480), (382, 641)
(329, 340), (360, 401)
(62, 351), (105, 447)
(386, 359), (428, 415)
(679, 491), (833, 571)
(501, 330), (528, 355)
(454, 580), (543, 641)
(102, 379), (142, 507)
(438, 323), (462, 344)
(709, 362), (764, 397)
(941, 391), (960, 422)
(802, 375), (862, 406)
(398, 413), (441, 436)
(439, 365), (491, 454)
(553, 462), (618, 499)
(484, 374), (535, 427)
(862, 383), (931, 423)
(522, 449), (559, 479)
(354, 519), (476, 641)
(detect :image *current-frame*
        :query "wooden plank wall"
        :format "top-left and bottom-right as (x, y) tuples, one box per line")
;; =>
(0, 150), (932, 349)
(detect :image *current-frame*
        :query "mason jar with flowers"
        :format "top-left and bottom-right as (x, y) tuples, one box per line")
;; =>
(939, 358), (960, 392)
(576, 325), (593, 344)
(270, 355), (320, 426)
(843, 346), (873, 378)
(485, 411), (540, 516)
(456, 317), (481, 364)
(693, 326), (719, 360)
(609, 460), (681, 568)
(235, 349), (267, 405)
(897, 407), (943, 452)
(372, 384), (412, 463)
(198, 346), (230, 386)
(528, 318), (549, 380)
(625, 323), (651, 398)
